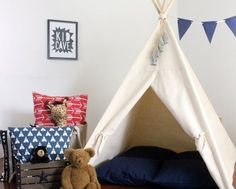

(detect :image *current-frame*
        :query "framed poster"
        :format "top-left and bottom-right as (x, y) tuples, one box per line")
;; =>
(47, 19), (78, 60)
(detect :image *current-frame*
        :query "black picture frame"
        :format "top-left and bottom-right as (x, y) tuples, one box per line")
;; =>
(47, 19), (78, 60)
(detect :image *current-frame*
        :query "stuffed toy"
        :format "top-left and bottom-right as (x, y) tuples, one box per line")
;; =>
(30, 146), (50, 163)
(46, 98), (68, 127)
(60, 148), (101, 189)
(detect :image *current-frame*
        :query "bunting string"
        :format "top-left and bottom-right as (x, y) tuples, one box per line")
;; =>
(167, 15), (236, 43)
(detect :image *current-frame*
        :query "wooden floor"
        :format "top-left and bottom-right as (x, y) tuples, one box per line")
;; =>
(101, 184), (154, 189)
(0, 182), (154, 189)
(0, 182), (16, 189)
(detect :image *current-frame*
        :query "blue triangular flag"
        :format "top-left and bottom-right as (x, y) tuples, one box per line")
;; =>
(178, 18), (193, 40)
(225, 16), (236, 37)
(202, 21), (217, 43)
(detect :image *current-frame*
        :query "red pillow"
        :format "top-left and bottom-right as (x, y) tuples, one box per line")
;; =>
(32, 92), (88, 126)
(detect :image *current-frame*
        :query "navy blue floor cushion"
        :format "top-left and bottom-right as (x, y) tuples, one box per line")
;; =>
(96, 147), (218, 189)
(119, 146), (177, 160)
(96, 146), (176, 186)
(96, 157), (160, 186)
(152, 151), (218, 189)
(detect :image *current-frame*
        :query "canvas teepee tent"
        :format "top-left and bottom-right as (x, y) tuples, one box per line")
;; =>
(85, 0), (236, 188)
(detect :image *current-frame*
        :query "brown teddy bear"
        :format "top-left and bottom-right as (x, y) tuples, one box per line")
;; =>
(60, 148), (101, 189)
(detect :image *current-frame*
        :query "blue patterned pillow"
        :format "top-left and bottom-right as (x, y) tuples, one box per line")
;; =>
(8, 126), (73, 163)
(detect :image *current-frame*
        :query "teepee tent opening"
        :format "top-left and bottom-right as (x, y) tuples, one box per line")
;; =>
(126, 87), (196, 152)
(85, 0), (236, 188)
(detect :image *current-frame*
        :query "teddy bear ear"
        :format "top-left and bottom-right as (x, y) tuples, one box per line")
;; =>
(64, 148), (74, 159)
(46, 101), (54, 109)
(62, 98), (67, 105)
(85, 148), (95, 157)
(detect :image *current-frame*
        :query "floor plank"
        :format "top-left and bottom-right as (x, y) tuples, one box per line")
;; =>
(0, 182), (157, 189)
(0, 181), (16, 189)
(101, 184), (157, 189)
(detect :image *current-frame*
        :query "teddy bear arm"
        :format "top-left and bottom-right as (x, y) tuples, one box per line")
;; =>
(87, 165), (101, 189)
(61, 166), (73, 189)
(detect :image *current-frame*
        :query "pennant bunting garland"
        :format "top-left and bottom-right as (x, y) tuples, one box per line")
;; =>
(177, 15), (236, 43)
(178, 18), (193, 40)
(225, 16), (236, 37)
(202, 21), (217, 43)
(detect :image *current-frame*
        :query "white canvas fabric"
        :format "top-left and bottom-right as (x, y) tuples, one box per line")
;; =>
(85, 0), (236, 188)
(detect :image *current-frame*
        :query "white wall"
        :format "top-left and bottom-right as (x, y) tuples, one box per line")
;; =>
(178, 0), (236, 144)
(1, 0), (235, 147)
(0, 0), (157, 137)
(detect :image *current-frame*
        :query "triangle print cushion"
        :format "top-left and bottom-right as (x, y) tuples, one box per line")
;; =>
(8, 126), (73, 163)
(32, 92), (88, 126)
